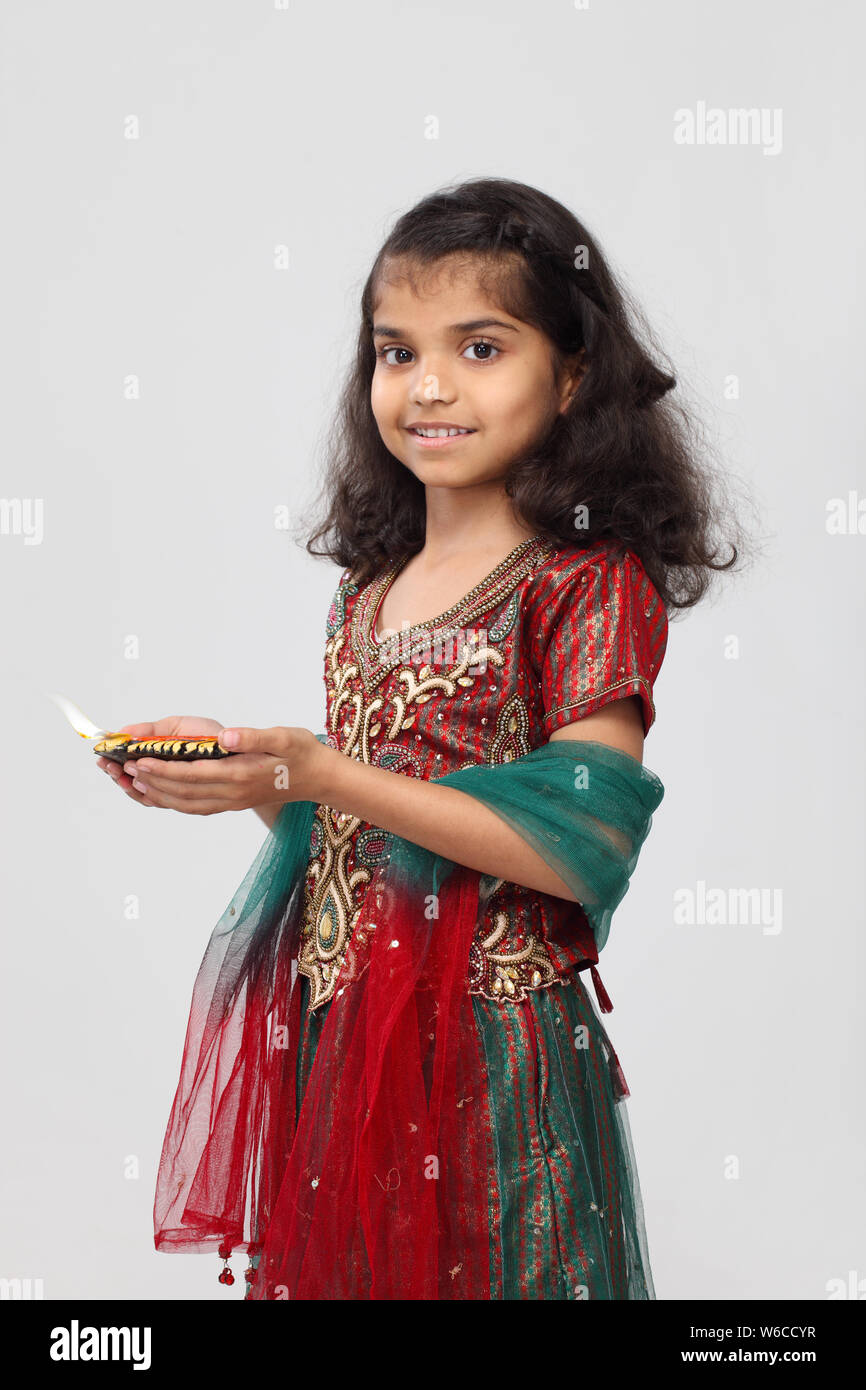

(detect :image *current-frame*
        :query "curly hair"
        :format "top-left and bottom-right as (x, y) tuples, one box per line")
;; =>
(300, 176), (758, 610)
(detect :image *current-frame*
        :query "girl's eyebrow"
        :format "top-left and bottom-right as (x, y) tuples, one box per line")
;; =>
(372, 317), (521, 339)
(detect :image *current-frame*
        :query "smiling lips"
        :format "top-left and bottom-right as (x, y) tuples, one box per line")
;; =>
(406, 423), (477, 449)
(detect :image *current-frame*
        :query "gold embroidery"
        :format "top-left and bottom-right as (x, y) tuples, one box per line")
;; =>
(546, 675), (656, 729)
(467, 908), (559, 1002)
(488, 692), (532, 763)
(383, 637), (505, 739)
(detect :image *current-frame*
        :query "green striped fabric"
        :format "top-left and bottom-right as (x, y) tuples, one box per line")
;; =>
(295, 970), (654, 1300)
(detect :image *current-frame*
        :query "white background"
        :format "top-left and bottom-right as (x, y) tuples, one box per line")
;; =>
(1, 0), (863, 1300)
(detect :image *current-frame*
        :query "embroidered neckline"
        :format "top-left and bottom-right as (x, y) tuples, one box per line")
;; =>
(351, 532), (556, 693)
(369, 533), (548, 647)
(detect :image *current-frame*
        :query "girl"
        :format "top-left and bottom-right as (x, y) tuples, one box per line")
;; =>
(99, 177), (743, 1301)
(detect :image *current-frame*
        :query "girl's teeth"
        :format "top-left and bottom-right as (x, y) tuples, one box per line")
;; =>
(414, 427), (471, 437)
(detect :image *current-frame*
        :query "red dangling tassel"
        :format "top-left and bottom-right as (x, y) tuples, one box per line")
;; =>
(217, 1242), (234, 1286)
(588, 967), (630, 1097)
(589, 964), (614, 1013)
(610, 1048), (631, 1099)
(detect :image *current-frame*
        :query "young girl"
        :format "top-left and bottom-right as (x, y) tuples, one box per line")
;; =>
(99, 177), (742, 1301)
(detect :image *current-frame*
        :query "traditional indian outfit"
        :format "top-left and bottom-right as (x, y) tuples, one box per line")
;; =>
(153, 533), (668, 1300)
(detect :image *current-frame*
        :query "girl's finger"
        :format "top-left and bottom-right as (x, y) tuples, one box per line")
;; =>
(123, 757), (240, 783)
(127, 783), (230, 814)
(125, 762), (238, 797)
(99, 758), (155, 807)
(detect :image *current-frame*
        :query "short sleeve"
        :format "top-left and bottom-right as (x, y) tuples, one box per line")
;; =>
(538, 548), (668, 737)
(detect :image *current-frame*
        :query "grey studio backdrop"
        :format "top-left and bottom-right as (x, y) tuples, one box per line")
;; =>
(1, 0), (863, 1301)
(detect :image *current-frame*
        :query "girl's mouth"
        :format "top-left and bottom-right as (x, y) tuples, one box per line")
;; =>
(405, 426), (477, 449)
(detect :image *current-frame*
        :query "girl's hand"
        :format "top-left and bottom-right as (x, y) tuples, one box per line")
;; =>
(111, 724), (325, 816)
(96, 715), (224, 808)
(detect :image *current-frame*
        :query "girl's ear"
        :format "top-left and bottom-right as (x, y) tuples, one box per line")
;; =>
(557, 349), (587, 414)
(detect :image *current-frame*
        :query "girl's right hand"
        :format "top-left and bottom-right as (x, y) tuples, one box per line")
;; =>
(96, 715), (224, 807)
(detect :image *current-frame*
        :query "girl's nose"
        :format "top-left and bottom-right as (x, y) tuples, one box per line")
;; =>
(409, 361), (455, 404)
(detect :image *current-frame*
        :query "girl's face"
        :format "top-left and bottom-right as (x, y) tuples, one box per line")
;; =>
(370, 256), (580, 491)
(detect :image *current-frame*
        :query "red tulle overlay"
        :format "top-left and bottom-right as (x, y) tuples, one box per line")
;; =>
(154, 839), (494, 1299)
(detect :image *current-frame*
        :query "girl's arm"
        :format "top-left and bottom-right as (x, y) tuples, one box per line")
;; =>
(312, 699), (644, 903)
(254, 733), (329, 829)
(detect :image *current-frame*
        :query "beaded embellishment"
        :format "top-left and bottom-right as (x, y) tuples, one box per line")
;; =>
(298, 536), (560, 1012)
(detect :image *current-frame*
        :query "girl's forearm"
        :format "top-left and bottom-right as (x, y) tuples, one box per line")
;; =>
(311, 745), (577, 902)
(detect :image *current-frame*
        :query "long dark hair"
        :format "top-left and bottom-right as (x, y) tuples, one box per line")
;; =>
(300, 176), (759, 611)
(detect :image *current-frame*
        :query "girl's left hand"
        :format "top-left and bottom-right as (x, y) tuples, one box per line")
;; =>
(123, 725), (324, 815)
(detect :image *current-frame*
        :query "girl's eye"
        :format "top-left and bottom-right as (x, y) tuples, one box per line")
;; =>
(375, 338), (501, 366)
(461, 338), (500, 362)
(377, 346), (413, 366)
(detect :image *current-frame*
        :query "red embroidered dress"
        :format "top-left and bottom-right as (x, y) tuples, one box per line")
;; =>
(289, 532), (667, 1299)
